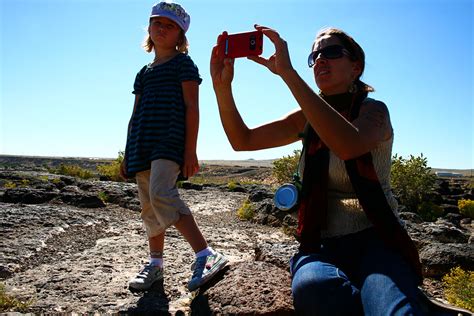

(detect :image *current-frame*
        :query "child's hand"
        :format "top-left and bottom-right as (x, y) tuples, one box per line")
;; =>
(182, 151), (199, 178)
(119, 160), (128, 180)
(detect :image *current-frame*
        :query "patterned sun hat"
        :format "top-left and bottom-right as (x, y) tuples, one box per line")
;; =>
(150, 2), (190, 33)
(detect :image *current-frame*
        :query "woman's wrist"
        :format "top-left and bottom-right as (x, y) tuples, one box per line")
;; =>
(279, 67), (299, 82)
(212, 80), (232, 92)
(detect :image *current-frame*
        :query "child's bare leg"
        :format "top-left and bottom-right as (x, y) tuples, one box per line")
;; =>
(174, 214), (207, 252)
(149, 233), (165, 257)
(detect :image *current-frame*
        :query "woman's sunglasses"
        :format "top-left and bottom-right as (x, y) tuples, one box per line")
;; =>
(307, 45), (352, 67)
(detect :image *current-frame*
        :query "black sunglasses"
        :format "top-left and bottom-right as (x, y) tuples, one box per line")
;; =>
(307, 45), (352, 67)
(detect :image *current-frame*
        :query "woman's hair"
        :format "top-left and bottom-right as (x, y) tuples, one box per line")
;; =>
(142, 30), (189, 54)
(315, 27), (374, 93)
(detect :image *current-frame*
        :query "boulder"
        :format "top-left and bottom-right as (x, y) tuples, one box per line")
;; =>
(191, 262), (294, 315)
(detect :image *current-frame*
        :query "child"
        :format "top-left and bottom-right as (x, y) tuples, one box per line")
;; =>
(121, 1), (227, 292)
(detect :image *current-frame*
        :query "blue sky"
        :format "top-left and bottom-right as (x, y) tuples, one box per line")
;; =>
(1, 0), (472, 169)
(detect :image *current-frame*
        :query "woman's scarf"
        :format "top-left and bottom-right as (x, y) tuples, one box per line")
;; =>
(296, 92), (423, 284)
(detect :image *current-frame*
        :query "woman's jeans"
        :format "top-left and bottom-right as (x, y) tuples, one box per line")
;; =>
(290, 228), (424, 315)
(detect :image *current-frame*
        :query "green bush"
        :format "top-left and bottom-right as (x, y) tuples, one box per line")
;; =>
(55, 164), (94, 179)
(391, 154), (436, 213)
(97, 151), (125, 182)
(227, 181), (237, 191)
(417, 201), (444, 222)
(0, 283), (31, 312)
(3, 181), (16, 189)
(272, 150), (301, 184)
(97, 191), (109, 203)
(442, 267), (474, 312)
(237, 199), (255, 220)
(458, 199), (474, 219)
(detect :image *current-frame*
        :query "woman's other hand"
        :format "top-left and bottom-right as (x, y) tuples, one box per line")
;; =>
(248, 25), (294, 77)
(210, 32), (235, 89)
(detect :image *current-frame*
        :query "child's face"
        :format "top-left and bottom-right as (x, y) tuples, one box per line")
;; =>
(148, 17), (182, 50)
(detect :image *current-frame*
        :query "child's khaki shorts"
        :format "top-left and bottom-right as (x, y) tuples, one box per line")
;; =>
(135, 159), (191, 237)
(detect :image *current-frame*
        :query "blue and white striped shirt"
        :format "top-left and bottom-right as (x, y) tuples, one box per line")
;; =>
(125, 53), (202, 177)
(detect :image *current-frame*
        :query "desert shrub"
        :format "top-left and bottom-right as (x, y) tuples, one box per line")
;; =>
(97, 151), (124, 182)
(97, 191), (109, 203)
(237, 199), (255, 220)
(227, 181), (237, 191)
(0, 283), (31, 312)
(442, 267), (474, 312)
(55, 164), (94, 179)
(458, 199), (474, 219)
(272, 150), (301, 184)
(391, 154), (436, 213)
(417, 201), (444, 222)
(38, 175), (49, 182)
(3, 181), (16, 189)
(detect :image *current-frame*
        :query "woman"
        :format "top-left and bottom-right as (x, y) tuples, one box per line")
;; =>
(211, 25), (425, 315)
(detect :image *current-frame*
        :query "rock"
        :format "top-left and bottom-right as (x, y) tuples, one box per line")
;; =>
(441, 204), (459, 214)
(60, 193), (106, 208)
(255, 241), (299, 271)
(191, 262), (294, 315)
(248, 188), (274, 202)
(421, 220), (470, 244)
(443, 213), (463, 227)
(420, 243), (474, 277)
(400, 212), (424, 224)
(2, 188), (59, 204)
(180, 181), (203, 190)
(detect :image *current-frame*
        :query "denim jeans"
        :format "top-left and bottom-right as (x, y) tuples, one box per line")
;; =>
(290, 228), (425, 316)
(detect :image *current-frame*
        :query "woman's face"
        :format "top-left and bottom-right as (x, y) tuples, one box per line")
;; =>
(312, 34), (361, 95)
(148, 17), (181, 50)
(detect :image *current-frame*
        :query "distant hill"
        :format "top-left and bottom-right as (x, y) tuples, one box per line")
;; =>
(432, 168), (473, 177)
(0, 155), (472, 176)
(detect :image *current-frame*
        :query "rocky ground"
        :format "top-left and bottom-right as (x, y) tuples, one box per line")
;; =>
(0, 156), (473, 315)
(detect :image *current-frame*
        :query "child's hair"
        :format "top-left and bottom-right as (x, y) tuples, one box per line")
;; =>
(142, 31), (189, 54)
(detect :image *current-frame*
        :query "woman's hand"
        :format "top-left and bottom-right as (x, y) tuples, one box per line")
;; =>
(247, 25), (294, 77)
(210, 32), (235, 89)
(181, 150), (199, 178)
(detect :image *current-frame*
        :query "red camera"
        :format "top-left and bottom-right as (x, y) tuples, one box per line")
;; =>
(222, 30), (263, 58)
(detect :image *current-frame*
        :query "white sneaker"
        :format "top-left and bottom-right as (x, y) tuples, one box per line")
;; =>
(128, 263), (163, 292)
(188, 252), (228, 291)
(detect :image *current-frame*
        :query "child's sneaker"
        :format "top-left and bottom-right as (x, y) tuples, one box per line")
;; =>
(128, 263), (163, 292)
(188, 252), (228, 291)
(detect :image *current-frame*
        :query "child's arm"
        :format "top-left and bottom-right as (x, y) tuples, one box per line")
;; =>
(120, 94), (141, 180)
(181, 81), (200, 178)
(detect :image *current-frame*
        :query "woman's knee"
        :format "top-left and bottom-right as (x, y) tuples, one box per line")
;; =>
(291, 261), (357, 315)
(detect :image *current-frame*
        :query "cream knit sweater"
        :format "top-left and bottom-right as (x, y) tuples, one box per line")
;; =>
(319, 136), (399, 238)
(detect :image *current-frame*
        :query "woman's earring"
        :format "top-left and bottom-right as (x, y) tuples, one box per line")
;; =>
(348, 81), (358, 94)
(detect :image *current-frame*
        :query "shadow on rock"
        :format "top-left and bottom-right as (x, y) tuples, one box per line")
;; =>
(190, 265), (230, 316)
(122, 279), (171, 315)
